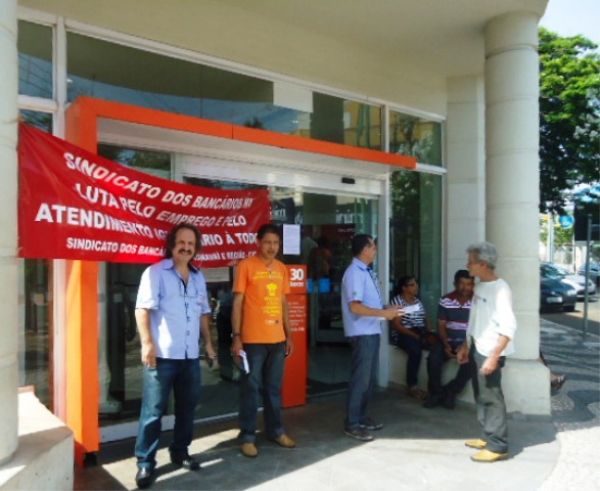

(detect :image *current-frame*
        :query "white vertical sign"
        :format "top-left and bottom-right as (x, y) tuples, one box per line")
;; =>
(283, 224), (301, 255)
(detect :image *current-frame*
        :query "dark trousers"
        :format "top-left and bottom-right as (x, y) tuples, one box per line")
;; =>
(239, 342), (286, 443)
(427, 342), (473, 397)
(471, 345), (508, 453)
(345, 334), (380, 429)
(135, 358), (200, 470)
(394, 333), (423, 387)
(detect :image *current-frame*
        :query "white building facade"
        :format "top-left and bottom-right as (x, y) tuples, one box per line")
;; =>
(1, 0), (549, 480)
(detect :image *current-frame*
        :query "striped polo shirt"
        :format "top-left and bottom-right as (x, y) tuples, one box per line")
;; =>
(389, 295), (426, 344)
(437, 291), (472, 348)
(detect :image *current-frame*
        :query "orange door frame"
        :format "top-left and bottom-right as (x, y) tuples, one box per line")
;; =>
(63, 96), (416, 466)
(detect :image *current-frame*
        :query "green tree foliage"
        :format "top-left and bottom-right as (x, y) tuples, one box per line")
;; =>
(539, 214), (574, 248)
(539, 28), (600, 213)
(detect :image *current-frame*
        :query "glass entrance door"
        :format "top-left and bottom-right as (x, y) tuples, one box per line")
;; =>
(182, 173), (380, 405)
(298, 192), (379, 395)
(96, 145), (383, 441)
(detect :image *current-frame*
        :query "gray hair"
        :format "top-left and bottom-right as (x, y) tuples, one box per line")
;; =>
(466, 241), (497, 270)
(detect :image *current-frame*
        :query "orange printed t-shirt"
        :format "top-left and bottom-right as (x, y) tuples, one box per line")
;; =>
(233, 255), (290, 344)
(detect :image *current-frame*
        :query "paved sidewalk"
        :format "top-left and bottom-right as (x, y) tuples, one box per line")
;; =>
(538, 318), (600, 491)
(75, 318), (599, 491)
(77, 391), (558, 490)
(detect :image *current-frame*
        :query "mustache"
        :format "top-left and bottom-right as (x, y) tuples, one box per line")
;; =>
(178, 249), (193, 254)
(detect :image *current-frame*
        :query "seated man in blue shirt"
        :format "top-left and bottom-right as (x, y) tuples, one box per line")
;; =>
(341, 234), (403, 441)
(134, 223), (216, 489)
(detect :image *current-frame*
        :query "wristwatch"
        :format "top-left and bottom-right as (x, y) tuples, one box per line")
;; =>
(231, 332), (241, 339)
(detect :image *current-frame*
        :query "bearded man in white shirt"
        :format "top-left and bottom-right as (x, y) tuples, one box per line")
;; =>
(456, 241), (517, 463)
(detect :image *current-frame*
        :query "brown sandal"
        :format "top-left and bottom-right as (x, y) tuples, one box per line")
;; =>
(551, 374), (566, 391)
(406, 386), (427, 400)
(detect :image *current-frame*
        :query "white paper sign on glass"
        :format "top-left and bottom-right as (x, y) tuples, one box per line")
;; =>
(283, 224), (301, 255)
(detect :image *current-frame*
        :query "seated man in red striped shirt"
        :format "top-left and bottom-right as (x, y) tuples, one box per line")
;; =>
(423, 270), (475, 409)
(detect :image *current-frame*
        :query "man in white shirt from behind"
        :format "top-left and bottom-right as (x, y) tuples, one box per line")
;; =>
(456, 241), (517, 463)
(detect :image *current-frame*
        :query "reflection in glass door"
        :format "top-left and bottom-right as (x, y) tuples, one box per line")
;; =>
(96, 149), (381, 440)
(299, 193), (379, 396)
(184, 177), (379, 401)
(100, 263), (146, 421)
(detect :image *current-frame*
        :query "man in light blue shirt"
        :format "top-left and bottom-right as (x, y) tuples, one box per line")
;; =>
(342, 234), (403, 441)
(134, 223), (216, 489)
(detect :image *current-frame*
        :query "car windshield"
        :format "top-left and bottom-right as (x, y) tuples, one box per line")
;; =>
(554, 265), (570, 275)
(540, 264), (566, 279)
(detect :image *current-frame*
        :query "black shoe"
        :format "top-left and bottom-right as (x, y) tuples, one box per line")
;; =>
(441, 391), (456, 410)
(135, 467), (154, 489)
(170, 454), (200, 471)
(423, 394), (441, 409)
(359, 417), (384, 431)
(344, 427), (374, 442)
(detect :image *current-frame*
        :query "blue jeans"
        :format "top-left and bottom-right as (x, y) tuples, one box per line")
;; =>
(427, 341), (473, 396)
(239, 342), (286, 443)
(394, 333), (423, 387)
(135, 358), (201, 470)
(345, 334), (380, 430)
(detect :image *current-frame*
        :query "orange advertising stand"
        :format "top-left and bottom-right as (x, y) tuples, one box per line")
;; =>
(282, 265), (308, 408)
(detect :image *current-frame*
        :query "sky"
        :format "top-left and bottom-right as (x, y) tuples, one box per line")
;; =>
(540, 0), (600, 47)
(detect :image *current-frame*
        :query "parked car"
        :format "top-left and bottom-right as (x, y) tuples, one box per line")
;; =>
(578, 261), (600, 287)
(541, 262), (597, 298)
(540, 266), (578, 312)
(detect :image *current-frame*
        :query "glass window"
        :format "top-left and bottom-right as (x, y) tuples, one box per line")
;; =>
(311, 92), (382, 149)
(97, 144), (171, 179)
(67, 33), (382, 150)
(67, 33), (303, 133)
(389, 171), (442, 331)
(21, 259), (52, 409)
(389, 110), (442, 166)
(20, 109), (53, 132)
(18, 21), (53, 99)
(19, 110), (53, 409)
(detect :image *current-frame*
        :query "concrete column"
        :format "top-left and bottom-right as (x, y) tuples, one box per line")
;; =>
(0, 0), (19, 464)
(485, 12), (549, 414)
(445, 76), (486, 290)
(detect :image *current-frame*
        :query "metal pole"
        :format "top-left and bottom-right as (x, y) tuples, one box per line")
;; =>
(549, 211), (555, 263)
(571, 226), (576, 272)
(582, 214), (591, 338)
(546, 213), (551, 261)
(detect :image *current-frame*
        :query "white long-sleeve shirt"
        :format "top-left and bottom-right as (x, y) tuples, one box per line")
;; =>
(467, 278), (517, 357)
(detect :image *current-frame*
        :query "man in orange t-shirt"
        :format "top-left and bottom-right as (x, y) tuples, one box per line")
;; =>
(231, 223), (296, 458)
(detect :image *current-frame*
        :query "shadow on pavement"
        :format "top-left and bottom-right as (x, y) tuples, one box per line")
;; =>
(76, 388), (558, 491)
